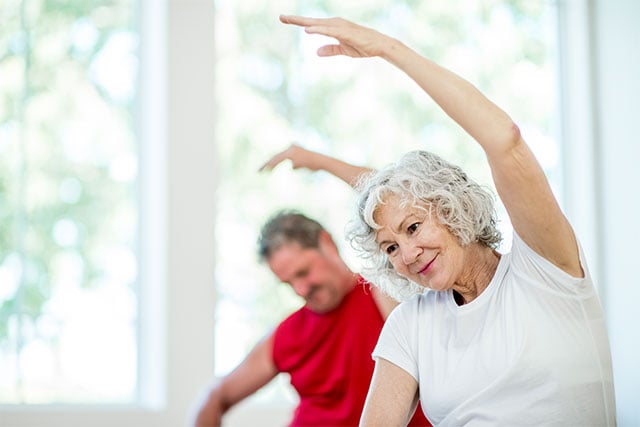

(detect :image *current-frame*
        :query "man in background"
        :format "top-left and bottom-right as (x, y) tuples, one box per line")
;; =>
(192, 210), (430, 426)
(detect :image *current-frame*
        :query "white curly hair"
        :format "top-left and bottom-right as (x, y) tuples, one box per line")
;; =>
(346, 150), (501, 301)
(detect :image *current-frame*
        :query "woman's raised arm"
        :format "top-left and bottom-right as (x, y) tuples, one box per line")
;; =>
(280, 15), (581, 277)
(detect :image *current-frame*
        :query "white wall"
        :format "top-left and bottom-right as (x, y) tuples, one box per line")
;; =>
(592, 0), (640, 425)
(562, 0), (640, 425)
(165, 0), (217, 424)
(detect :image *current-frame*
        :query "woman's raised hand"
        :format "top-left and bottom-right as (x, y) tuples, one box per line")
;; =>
(279, 15), (391, 59)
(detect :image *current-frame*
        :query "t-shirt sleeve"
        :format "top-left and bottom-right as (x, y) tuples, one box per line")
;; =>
(371, 299), (420, 382)
(510, 231), (594, 295)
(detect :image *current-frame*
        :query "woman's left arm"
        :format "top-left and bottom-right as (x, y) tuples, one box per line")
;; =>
(388, 38), (581, 277)
(280, 15), (581, 276)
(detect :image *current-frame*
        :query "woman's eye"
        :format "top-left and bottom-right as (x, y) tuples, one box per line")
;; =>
(408, 223), (419, 234)
(385, 244), (398, 255)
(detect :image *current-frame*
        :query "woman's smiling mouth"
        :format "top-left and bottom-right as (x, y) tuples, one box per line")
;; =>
(418, 256), (437, 275)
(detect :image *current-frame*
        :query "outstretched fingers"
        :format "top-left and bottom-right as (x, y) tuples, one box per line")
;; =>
(259, 150), (290, 172)
(280, 15), (339, 38)
(280, 15), (386, 59)
(279, 15), (341, 27)
(317, 44), (345, 57)
(279, 14), (306, 25)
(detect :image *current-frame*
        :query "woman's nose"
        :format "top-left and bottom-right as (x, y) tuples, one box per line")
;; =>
(400, 242), (421, 265)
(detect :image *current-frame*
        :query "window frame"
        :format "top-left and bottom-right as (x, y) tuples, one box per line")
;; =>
(556, 0), (601, 290)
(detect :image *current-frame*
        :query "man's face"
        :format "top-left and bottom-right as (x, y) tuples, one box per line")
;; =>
(267, 240), (347, 313)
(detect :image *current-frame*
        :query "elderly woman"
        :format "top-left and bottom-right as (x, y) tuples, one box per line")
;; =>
(277, 14), (616, 427)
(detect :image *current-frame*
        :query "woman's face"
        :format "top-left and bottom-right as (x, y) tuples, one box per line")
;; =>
(374, 194), (465, 291)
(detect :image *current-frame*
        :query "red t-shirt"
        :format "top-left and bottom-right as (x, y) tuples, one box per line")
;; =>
(273, 275), (431, 427)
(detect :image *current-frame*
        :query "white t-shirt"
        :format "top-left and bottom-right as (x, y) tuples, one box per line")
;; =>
(373, 233), (616, 426)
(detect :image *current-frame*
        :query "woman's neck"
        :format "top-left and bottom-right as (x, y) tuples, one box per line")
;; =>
(453, 244), (502, 305)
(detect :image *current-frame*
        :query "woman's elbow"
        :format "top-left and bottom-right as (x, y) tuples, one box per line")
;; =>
(502, 120), (522, 148)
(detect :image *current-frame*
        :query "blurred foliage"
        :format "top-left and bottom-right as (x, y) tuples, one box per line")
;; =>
(214, 0), (558, 371)
(0, 0), (137, 396)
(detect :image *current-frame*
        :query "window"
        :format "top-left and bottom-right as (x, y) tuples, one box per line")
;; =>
(1, 1), (216, 426)
(0, 0), (139, 404)
(0, 0), (216, 427)
(214, 0), (560, 416)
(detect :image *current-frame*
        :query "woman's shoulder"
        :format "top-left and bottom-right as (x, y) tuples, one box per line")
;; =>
(505, 231), (592, 293)
(390, 290), (441, 319)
